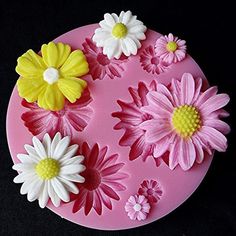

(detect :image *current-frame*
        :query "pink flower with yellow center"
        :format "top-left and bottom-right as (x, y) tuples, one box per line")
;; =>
(140, 73), (230, 170)
(155, 33), (187, 64)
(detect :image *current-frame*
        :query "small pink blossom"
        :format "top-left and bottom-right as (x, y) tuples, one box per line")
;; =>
(140, 45), (169, 74)
(125, 195), (150, 221)
(138, 180), (162, 203)
(21, 89), (93, 138)
(140, 73), (230, 170)
(82, 38), (126, 80)
(71, 143), (128, 215)
(155, 33), (187, 64)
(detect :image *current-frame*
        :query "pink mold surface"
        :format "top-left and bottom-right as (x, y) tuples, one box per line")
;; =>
(6, 24), (212, 230)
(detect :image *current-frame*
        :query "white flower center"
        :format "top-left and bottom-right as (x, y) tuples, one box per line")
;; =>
(133, 203), (142, 211)
(43, 67), (59, 84)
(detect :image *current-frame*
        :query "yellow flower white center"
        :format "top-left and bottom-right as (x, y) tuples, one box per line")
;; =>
(112, 23), (128, 39)
(35, 158), (60, 180)
(172, 105), (201, 138)
(43, 67), (59, 84)
(133, 203), (142, 211)
(166, 41), (178, 52)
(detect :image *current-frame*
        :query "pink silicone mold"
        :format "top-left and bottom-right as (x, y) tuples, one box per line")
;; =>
(7, 24), (213, 230)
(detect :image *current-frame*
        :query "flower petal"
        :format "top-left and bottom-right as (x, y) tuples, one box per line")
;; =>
(51, 177), (70, 202)
(100, 183), (120, 200)
(38, 182), (49, 208)
(84, 191), (94, 215)
(32, 136), (47, 158)
(60, 164), (86, 175)
(52, 136), (70, 160)
(60, 50), (89, 78)
(180, 73), (195, 105)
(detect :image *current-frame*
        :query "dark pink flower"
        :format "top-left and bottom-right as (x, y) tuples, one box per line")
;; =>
(82, 38), (126, 80)
(138, 180), (162, 203)
(21, 88), (93, 138)
(112, 80), (161, 165)
(72, 143), (128, 215)
(140, 45), (169, 74)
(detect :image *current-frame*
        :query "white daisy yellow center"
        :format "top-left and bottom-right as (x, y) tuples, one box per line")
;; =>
(172, 105), (201, 138)
(133, 203), (142, 211)
(112, 23), (128, 39)
(35, 158), (60, 180)
(166, 41), (178, 52)
(43, 67), (59, 84)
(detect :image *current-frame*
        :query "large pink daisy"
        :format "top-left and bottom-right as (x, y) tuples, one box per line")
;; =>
(155, 33), (187, 64)
(112, 80), (161, 165)
(71, 143), (128, 215)
(82, 38), (126, 80)
(140, 73), (230, 170)
(21, 88), (93, 138)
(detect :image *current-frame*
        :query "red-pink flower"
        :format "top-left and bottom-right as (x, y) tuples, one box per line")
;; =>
(72, 143), (128, 215)
(155, 33), (187, 64)
(138, 180), (162, 203)
(21, 89), (93, 138)
(82, 38), (126, 80)
(140, 45), (169, 74)
(125, 195), (150, 221)
(112, 80), (161, 165)
(140, 73), (230, 170)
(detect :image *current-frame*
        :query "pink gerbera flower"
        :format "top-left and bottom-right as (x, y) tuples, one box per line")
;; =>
(21, 89), (93, 138)
(72, 143), (128, 215)
(138, 180), (162, 203)
(82, 38), (126, 80)
(125, 195), (150, 221)
(112, 80), (162, 166)
(140, 45), (169, 74)
(140, 73), (230, 170)
(155, 33), (187, 64)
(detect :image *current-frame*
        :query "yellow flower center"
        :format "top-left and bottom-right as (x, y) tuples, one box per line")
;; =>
(166, 41), (178, 52)
(112, 23), (128, 39)
(43, 67), (59, 84)
(35, 158), (60, 180)
(172, 105), (201, 138)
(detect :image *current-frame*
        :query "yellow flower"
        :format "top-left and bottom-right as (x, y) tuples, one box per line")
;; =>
(16, 42), (89, 111)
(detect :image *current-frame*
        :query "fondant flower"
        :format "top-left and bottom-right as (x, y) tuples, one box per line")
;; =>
(112, 80), (161, 165)
(125, 195), (150, 221)
(141, 73), (230, 170)
(12, 133), (85, 208)
(140, 45), (169, 74)
(138, 180), (162, 203)
(82, 38), (126, 80)
(92, 10), (147, 59)
(21, 88), (93, 137)
(72, 143), (128, 215)
(16, 42), (89, 111)
(155, 33), (186, 64)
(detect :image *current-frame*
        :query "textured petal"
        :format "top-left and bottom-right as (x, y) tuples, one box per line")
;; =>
(204, 119), (231, 134)
(17, 154), (37, 164)
(27, 178), (43, 202)
(192, 136), (204, 164)
(123, 37), (138, 55)
(60, 50), (89, 77)
(16, 49), (46, 78)
(48, 181), (61, 207)
(200, 94), (230, 116)
(61, 144), (79, 161)
(72, 189), (86, 213)
(194, 86), (218, 107)
(13, 172), (35, 184)
(178, 139), (196, 170)
(38, 182), (49, 208)
(180, 73), (195, 105)
(24, 144), (41, 162)
(198, 126), (228, 152)
(58, 77), (87, 103)
(100, 183), (120, 200)
(12, 163), (35, 172)
(51, 177), (70, 202)
(104, 13), (116, 27)
(42, 133), (51, 157)
(84, 191), (93, 215)
(169, 135), (180, 170)
(37, 84), (65, 111)
(50, 132), (61, 157)
(129, 135), (145, 160)
(57, 177), (79, 194)
(93, 190), (102, 215)
(52, 136), (70, 160)
(61, 174), (85, 183)
(60, 164), (86, 175)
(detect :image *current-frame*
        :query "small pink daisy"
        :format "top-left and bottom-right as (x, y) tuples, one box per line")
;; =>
(138, 180), (162, 203)
(71, 143), (128, 215)
(82, 38), (126, 80)
(140, 73), (230, 170)
(125, 195), (150, 221)
(140, 45), (169, 74)
(155, 33), (187, 64)
(21, 88), (93, 138)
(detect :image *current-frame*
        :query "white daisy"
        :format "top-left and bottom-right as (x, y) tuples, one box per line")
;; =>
(12, 132), (86, 208)
(92, 10), (147, 59)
